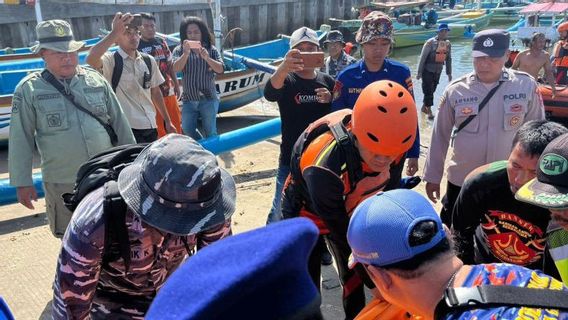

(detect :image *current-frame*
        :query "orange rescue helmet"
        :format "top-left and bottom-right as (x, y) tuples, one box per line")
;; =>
(351, 80), (417, 156)
(558, 21), (568, 33)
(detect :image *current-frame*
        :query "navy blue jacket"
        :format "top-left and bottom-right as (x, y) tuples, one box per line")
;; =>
(331, 59), (420, 158)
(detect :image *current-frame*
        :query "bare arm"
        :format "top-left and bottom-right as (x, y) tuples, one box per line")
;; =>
(173, 41), (191, 73)
(87, 12), (132, 69)
(543, 54), (557, 97)
(151, 87), (176, 134)
(511, 51), (523, 70)
(167, 61), (180, 96)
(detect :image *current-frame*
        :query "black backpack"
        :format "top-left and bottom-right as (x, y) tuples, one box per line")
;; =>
(111, 51), (153, 92)
(63, 144), (147, 272)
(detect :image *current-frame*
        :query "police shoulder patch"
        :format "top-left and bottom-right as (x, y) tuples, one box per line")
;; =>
(333, 80), (343, 102)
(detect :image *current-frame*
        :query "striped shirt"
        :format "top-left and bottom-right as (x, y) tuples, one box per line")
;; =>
(172, 45), (222, 101)
(52, 187), (232, 319)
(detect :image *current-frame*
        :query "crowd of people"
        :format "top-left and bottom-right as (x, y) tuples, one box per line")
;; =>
(3, 8), (568, 320)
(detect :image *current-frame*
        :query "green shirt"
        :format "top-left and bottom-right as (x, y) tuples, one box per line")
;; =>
(9, 66), (135, 186)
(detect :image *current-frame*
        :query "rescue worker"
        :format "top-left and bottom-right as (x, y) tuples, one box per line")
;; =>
(416, 23), (452, 120)
(332, 11), (420, 189)
(552, 22), (568, 85)
(8, 20), (135, 238)
(424, 29), (545, 225)
(282, 80), (418, 319)
(321, 30), (357, 79)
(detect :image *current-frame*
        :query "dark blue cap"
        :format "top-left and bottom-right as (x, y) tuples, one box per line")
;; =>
(472, 29), (510, 58)
(146, 218), (322, 320)
(324, 30), (345, 44)
(0, 297), (14, 320)
(438, 23), (450, 32)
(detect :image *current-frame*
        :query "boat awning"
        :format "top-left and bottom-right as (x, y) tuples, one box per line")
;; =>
(520, 2), (568, 14)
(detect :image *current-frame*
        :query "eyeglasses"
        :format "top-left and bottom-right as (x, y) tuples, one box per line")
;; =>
(142, 23), (156, 29)
(125, 29), (142, 37)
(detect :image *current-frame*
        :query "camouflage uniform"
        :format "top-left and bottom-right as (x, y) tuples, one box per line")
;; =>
(52, 187), (232, 319)
(321, 50), (357, 79)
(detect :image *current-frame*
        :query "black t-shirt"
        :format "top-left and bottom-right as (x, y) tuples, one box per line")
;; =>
(264, 71), (335, 166)
(452, 161), (552, 270)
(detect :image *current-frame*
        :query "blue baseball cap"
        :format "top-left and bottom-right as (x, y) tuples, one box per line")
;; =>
(146, 218), (322, 320)
(438, 23), (450, 32)
(347, 189), (446, 267)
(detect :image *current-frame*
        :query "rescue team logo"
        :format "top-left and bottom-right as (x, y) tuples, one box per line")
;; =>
(483, 37), (494, 47)
(481, 210), (545, 265)
(540, 154), (568, 175)
(332, 81), (343, 101)
(294, 93), (318, 104)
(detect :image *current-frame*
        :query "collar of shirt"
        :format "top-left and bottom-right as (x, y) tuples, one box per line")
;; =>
(331, 51), (345, 63)
(117, 47), (142, 62)
(468, 68), (513, 84)
(359, 58), (390, 75)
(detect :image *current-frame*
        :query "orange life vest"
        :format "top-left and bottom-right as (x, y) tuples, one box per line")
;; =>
(435, 40), (449, 64)
(553, 40), (568, 68)
(288, 110), (401, 233)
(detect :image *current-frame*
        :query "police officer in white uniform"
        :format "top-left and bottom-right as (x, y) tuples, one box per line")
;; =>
(423, 29), (545, 224)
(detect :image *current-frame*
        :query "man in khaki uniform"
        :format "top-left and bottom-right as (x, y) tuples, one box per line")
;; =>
(423, 29), (545, 225)
(87, 12), (176, 143)
(8, 20), (135, 237)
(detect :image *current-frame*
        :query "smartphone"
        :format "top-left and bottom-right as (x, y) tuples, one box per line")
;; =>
(187, 40), (202, 49)
(299, 52), (324, 68)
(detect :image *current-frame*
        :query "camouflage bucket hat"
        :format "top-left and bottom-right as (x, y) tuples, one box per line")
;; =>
(117, 134), (236, 235)
(31, 19), (85, 54)
(356, 11), (394, 44)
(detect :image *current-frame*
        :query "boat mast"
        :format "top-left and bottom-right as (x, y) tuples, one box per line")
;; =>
(34, 0), (43, 23)
(211, 0), (223, 54)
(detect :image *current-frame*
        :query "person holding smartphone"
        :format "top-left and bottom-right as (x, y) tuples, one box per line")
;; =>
(172, 16), (224, 139)
(263, 27), (335, 266)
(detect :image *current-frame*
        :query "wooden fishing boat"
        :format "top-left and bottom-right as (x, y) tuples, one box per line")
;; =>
(0, 33), (305, 143)
(0, 37), (101, 62)
(438, 10), (494, 29)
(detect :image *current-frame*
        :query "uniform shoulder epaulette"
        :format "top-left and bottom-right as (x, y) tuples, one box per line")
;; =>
(80, 65), (98, 73)
(17, 71), (42, 87)
(387, 58), (410, 71)
(447, 73), (468, 87)
(340, 61), (361, 75)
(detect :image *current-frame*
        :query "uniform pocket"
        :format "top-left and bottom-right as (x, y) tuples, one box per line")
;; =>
(37, 96), (69, 133)
(503, 101), (526, 131)
(454, 104), (480, 134)
(84, 92), (108, 117)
